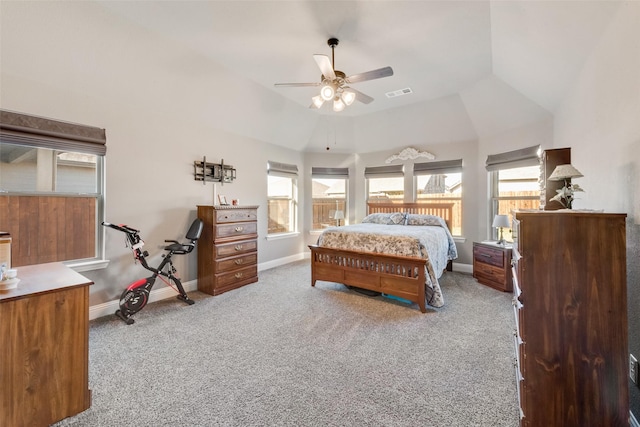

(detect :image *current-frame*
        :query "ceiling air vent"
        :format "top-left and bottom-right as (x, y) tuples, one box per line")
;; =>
(386, 87), (413, 98)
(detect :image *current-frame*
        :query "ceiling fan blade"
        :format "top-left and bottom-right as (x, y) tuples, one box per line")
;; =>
(345, 66), (394, 84)
(313, 54), (336, 81)
(274, 82), (321, 87)
(349, 87), (374, 104)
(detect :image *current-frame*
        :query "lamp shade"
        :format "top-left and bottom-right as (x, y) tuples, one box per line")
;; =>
(492, 214), (510, 229)
(333, 210), (345, 220)
(548, 164), (583, 181)
(320, 83), (336, 101)
(342, 89), (356, 106)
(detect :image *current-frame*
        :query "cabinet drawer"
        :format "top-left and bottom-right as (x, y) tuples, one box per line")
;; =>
(215, 221), (257, 240)
(473, 245), (505, 268)
(215, 209), (258, 223)
(215, 265), (257, 288)
(215, 253), (257, 273)
(215, 239), (257, 258)
(474, 261), (506, 283)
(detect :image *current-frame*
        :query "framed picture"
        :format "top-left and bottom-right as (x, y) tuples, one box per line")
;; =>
(218, 194), (229, 205)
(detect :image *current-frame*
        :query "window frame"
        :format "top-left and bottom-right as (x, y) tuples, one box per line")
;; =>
(413, 159), (463, 236)
(486, 146), (541, 241)
(311, 167), (349, 231)
(267, 161), (298, 236)
(0, 110), (107, 270)
(365, 164), (404, 203)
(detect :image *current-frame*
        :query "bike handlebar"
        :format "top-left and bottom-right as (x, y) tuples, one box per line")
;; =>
(102, 222), (140, 235)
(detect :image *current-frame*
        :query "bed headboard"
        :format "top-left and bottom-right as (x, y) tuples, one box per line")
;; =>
(367, 202), (454, 230)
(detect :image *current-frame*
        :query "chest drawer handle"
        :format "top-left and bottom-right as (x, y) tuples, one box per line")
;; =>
(234, 259), (244, 265)
(234, 245), (243, 251)
(235, 226), (244, 232)
(234, 272), (244, 279)
(481, 254), (492, 258)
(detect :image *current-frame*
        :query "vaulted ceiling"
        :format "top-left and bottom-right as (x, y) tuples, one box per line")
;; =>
(2, 1), (625, 153)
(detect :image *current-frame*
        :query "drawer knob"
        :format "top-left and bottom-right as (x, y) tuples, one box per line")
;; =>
(234, 272), (243, 279)
(234, 259), (244, 265)
(234, 245), (243, 251)
(235, 226), (244, 232)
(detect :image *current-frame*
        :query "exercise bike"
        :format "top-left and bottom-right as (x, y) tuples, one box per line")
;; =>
(102, 219), (203, 325)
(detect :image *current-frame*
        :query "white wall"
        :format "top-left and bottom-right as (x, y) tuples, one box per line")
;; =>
(552, 1), (640, 415)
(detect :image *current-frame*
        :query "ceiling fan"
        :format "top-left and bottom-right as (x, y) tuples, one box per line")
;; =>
(274, 38), (394, 112)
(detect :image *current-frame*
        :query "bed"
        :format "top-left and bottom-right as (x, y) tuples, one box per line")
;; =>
(309, 202), (458, 313)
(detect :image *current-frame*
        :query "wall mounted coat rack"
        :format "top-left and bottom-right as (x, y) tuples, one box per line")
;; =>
(194, 156), (236, 185)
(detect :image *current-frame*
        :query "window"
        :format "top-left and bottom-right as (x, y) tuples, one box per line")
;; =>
(0, 110), (106, 267)
(311, 167), (348, 230)
(267, 161), (298, 235)
(365, 165), (404, 202)
(486, 145), (541, 241)
(414, 159), (463, 236)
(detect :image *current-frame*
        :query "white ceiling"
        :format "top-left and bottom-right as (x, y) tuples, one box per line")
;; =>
(3, 1), (625, 153)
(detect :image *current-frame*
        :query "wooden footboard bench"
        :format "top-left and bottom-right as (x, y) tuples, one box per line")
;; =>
(309, 245), (428, 312)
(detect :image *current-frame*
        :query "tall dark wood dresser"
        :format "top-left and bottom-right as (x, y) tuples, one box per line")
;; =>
(197, 205), (259, 296)
(511, 211), (629, 427)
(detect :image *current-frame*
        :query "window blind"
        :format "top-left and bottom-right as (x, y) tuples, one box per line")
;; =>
(413, 159), (462, 175)
(311, 167), (349, 178)
(364, 164), (404, 178)
(267, 160), (298, 176)
(0, 109), (106, 156)
(485, 145), (540, 171)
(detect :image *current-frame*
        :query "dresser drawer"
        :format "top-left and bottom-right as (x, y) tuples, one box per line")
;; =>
(215, 209), (258, 223)
(473, 245), (505, 268)
(215, 239), (257, 258)
(215, 265), (257, 288)
(215, 253), (257, 273)
(215, 222), (257, 240)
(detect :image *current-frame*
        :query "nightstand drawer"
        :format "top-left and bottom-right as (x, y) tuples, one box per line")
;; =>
(473, 245), (505, 268)
(474, 262), (506, 283)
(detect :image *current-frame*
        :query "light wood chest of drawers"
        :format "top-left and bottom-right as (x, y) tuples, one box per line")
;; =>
(197, 205), (259, 296)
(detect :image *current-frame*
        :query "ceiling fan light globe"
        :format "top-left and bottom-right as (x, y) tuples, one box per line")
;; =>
(320, 83), (336, 101)
(311, 95), (325, 108)
(342, 90), (356, 106)
(333, 97), (345, 112)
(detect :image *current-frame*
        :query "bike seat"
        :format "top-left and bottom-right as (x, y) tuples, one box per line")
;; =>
(163, 219), (203, 255)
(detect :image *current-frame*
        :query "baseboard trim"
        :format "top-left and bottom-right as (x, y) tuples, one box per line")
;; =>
(631, 410), (639, 427)
(452, 262), (473, 274)
(89, 280), (198, 321)
(258, 252), (308, 271)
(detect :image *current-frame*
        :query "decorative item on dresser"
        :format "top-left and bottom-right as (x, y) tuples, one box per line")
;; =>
(472, 241), (512, 292)
(197, 205), (259, 296)
(511, 211), (629, 427)
(547, 163), (584, 209)
(539, 147), (571, 210)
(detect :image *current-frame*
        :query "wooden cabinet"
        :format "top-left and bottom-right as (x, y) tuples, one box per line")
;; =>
(512, 211), (629, 427)
(1, 262), (92, 427)
(472, 242), (512, 292)
(197, 205), (259, 295)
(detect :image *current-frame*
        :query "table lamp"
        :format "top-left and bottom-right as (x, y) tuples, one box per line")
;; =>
(492, 214), (510, 245)
(333, 210), (345, 226)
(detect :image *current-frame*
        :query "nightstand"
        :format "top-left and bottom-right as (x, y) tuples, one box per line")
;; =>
(473, 241), (512, 292)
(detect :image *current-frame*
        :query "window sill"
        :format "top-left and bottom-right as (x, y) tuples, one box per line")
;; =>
(266, 232), (300, 241)
(66, 259), (110, 272)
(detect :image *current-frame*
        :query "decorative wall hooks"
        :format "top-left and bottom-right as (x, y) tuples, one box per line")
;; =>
(194, 156), (236, 185)
(385, 147), (436, 163)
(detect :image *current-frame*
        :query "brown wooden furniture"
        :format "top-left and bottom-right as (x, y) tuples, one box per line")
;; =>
(1, 262), (93, 427)
(197, 205), (259, 295)
(472, 241), (512, 292)
(309, 202), (454, 313)
(0, 195), (96, 266)
(539, 147), (571, 210)
(512, 211), (629, 427)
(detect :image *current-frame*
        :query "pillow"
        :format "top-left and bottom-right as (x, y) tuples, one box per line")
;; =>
(361, 212), (406, 225)
(405, 214), (448, 228)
